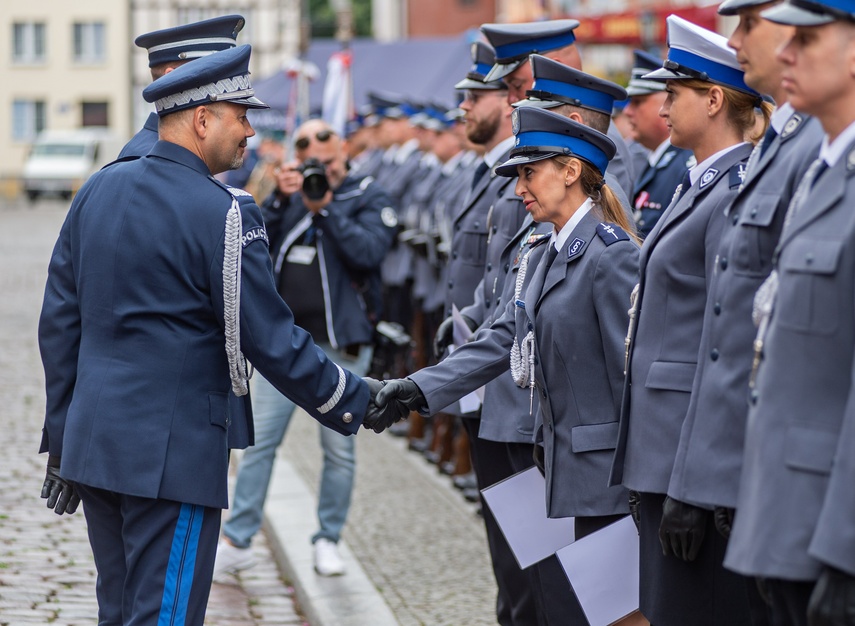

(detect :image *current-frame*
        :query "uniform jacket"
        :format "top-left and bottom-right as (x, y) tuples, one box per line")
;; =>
(608, 121), (637, 204)
(633, 143), (693, 238)
(412, 211), (638, 517)
(611, 142), (753, 494)
(117, 112), (159, 160)
(261, 173), (396, 349)
(38, 141), (368, 510)
(668, 113), (822, 509)
(725, 136), (855, 580)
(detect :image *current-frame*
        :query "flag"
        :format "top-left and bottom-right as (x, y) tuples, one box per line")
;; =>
(322, 49), (353, 136)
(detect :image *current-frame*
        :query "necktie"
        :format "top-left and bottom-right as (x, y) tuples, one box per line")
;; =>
(545, 243), (559, 269)
(757, 124), (778, 160)
(471, 160), (489, 190)
(676, 170), (692, 202)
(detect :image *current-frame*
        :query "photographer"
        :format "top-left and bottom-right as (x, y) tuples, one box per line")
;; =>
(214, 119), (397, 578)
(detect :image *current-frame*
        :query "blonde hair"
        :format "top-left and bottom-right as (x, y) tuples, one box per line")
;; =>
(553, 155), (640, 244)
(680, 78), (773, 144)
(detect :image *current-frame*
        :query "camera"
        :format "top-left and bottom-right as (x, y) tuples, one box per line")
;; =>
(297, 157), (330, 201)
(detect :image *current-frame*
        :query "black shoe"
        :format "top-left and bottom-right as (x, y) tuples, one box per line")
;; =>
(453, 472), (477, 491)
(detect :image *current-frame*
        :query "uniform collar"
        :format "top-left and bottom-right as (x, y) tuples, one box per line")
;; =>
(689, 142), (747, 185)
(552, 197), (593, 252)
(484, 135), (516, 168)
(648, 138), (672, 167)
(148, 140), (211, 176)
(770, 101), (794, 134)
(818, 118), (855, 168)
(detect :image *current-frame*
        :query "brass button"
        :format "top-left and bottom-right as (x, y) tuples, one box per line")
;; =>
(342, 412), (353, 424)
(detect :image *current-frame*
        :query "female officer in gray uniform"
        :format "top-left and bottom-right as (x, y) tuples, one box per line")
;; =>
(374, 106), (639, 624)
(609, 15), (771, 626)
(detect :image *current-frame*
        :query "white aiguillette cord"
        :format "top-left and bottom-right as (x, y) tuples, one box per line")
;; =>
(223, 197), (250, 396)
(510, 246), (537, 414)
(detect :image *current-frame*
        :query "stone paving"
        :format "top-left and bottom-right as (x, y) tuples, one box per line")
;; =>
(0, 198), (306, 626)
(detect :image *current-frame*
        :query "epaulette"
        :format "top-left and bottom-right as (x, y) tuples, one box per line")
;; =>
(225, 185), (254, 197)
(729, 162), (748, 189)
(596, 222), (630, 245)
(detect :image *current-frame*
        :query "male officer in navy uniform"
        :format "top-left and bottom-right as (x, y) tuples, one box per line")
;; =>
(38, 45), (389, 625)
(624, 50), (693, 238)
(724, 1), (855, 623)
(663, 1), (821, 623)
(118, 14), (246, 160)
(480, 19), (637, 203)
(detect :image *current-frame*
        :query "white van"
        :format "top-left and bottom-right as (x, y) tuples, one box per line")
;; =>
(21, 128), (123, 201)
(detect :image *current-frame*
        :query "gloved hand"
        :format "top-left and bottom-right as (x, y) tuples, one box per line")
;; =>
(361, 377), (407, 434)
(808, 566), (855, 626)
(375, 378), (427, 418)
(629, 490), (641, 532)
(658, 496), (709, 561)
(433, 314), (477, 360)
(41, 455), (80, 515)
(713, 506), (735, 539)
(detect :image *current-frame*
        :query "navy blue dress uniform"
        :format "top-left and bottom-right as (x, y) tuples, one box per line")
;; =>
(408, 109), (637, 625)
(481, 19), (638, 207)
(724, 2), (855, 623)
(626, 50), (693, 238)
(609, 16), (760, 626)
(514, 54), (636, 222)
(118, 14), (246, 160)
(38, 46), (370, 625)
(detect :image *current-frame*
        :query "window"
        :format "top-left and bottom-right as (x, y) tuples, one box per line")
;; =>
(12, 100), (46, 142)
(12, 22), (46, 63)
(81, 101), (109, 127)
(73, 22), (106, 63)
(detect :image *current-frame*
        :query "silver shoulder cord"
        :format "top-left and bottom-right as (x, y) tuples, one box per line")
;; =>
(224, 197), (250, 396)
(624, 283), (640, 376)
(509, 247), (537, 414)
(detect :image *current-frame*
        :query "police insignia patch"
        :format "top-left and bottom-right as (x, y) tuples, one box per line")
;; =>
(781, 114), (802, 139)
(381, 206), (398, 228)
(730, 163), (747, 188)
(568, 237), (586, 257)
(242, 226), (268, 247)
(699, 168), (718, 189)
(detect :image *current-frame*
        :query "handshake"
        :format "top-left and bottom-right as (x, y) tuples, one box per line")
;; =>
(361, 378), (427, 433)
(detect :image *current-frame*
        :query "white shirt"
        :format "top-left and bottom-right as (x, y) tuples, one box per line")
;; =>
(484, 136), (516, 169)
(818, 118), (855, 168)
(770, 101), (794, 135)
(551, 197), (594, 252)
(689, 142), (749, 186)
(648, 139), (672, 167)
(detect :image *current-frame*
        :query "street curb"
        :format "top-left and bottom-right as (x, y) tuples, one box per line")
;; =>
(263, 454), (400, 626)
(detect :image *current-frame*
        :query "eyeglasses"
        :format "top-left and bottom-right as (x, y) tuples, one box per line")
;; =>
(294, 129), (335, 150)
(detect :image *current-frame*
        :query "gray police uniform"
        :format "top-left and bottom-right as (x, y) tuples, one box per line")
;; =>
(725, 138), (855, 585)
(667, 109), (823, 510)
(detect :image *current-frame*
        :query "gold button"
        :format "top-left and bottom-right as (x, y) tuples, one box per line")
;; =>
(342, 412), (353, 424)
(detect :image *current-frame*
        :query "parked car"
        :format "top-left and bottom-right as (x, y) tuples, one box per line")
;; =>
(21, 128), (123, 201)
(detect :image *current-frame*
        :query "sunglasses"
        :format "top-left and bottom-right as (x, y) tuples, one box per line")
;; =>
(294, 129), (335, 150)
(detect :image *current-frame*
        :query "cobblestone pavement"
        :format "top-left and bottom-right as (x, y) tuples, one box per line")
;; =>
(0, 197), (307, 626)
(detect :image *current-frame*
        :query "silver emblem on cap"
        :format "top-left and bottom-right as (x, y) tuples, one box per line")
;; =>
(512, 109), (520, 135)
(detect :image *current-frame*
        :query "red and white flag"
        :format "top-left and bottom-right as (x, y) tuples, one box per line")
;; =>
(322, 49), (353, 136)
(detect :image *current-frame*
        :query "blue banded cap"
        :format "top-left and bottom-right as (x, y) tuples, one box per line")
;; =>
(455, 41), (508, 91)
(762, 0), (851, 25)
(514, 55), (627, 115)
(626, 49), (668, 96)
(142, 44), (268, 116)
(718, 0), (778, 15)
(412, 103), (454, 131)
(366, 91), (414, 119)
(495, 106), (616, 178)
(643, 15), (760, 97)
(481, 19), (580, 82)
(135, 14), (245, 68)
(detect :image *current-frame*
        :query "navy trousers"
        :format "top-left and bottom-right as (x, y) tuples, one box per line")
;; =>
(77, 484), (221, 626)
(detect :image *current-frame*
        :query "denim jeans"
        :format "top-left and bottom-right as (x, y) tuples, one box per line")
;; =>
(223, 342), (372, 547)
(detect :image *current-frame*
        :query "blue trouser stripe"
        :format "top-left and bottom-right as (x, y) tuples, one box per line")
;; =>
(158, 503), (203, 626)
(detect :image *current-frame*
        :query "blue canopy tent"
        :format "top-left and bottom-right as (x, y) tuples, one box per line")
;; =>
(248, 33), (477, 132)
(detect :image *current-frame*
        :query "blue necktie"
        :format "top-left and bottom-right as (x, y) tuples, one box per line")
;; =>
(676, 170), (692, 201)
(471, 161), (489, 190)
(758, 124), (778, 160)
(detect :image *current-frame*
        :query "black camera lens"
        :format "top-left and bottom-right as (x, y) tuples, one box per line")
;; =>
(298, 158), (330, 201)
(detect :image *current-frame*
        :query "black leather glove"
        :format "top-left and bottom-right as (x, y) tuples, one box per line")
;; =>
(361, 377), (407, 434)
(629, 490), (641, 532)
(41, 455), (80, 515)
(659, 496), (709, 561)
(433, 314), (477, 360)
(808, 566), (855, 626)
(713, 506), (735, 539)
(375, 378), (427, 416)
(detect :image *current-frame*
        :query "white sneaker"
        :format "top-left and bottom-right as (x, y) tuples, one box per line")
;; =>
(313, 538), (346, 576)
(213, 540), (257, 578)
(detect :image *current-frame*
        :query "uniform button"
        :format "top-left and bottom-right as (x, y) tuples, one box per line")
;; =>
(226, 416), (231, 426)
(750, 208), (757, 218)
(492, 225), (498, 233)
(714, 302), (722, 315)
(487, 263), (492, 271)
(452, 251), (458, 259)
(448, 280), (453, 288)
(342, 412), (353, 424)
(504, 263), (510, 272)
(710, 349), (720, 361)
(750, 389), (759, 405)
(806, 253), (814, 264)
(720, 257), (728, 271)
(732, 214), (739, 225)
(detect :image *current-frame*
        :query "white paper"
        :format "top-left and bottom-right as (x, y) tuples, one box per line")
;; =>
(480, 466), (575, 569)
(556, 516), (640, 626)
(450, 305), (484, 411)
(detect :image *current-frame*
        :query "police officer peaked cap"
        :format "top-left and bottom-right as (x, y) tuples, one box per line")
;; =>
(643, 15), (760, 97)
(366, 91), (417, 119)
(718, 0), (779, 15)
(135, 14), (245, 68)
(481, 19), (581, 82)
(143, 44), (268, 116)
(761, 0), (853, 25)
(514, 55), (627, 114)
(626, 49), (668, 96)
(495, 107), (616, 178)
(455, 41), (508, 91)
